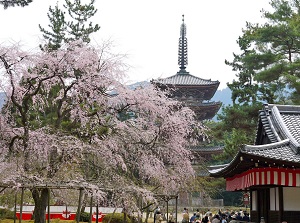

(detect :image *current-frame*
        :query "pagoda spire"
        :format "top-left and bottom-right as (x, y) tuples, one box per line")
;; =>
(178, 14), (188, 74)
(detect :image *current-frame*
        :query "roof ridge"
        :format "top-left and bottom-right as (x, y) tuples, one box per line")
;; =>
(272, 105), (300, 154)
(265, 107), (281, 142)
(243, 138), (290, 151)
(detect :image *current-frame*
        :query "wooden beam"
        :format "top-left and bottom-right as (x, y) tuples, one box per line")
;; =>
(76, 189), (83, 223)
(19, 188), (24, 223)
(175, 196), (178, 223)
(89, 196), (93, 223)
(13, 191), (17, 223)
(48, 188), (50, 223)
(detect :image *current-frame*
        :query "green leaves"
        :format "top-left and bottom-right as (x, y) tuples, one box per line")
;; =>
(226, 0), (300, 104)
(0, 0), (32, 9)
(39, 4), (67, 50)
(39, 0), (100, 51)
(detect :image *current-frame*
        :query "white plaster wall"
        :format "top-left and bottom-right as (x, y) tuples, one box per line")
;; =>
(251, 191), (257, 211)
(270, 188), (279, 211)
(283, 187), (300, 211)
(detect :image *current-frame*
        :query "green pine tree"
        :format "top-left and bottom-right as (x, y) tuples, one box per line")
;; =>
(226, 0), (300, 104)
(64, 0), (100, 43)
(39, 3), (66, 50)
(39, 0), (100, 51)
(0, 0), (32, 9)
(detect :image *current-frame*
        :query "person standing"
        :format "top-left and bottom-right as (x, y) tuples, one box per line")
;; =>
(201, 216), (209, 223)
(156, 210), (163, 223)
(182, 208), (189, 223)
(221, 215), (227, 223)
(154, 207), (161, 223)
(229, 215), (238, 223)
(211, 214), (221, 223)
(190, 213), (197, 223)
(242, 213), (250, 222)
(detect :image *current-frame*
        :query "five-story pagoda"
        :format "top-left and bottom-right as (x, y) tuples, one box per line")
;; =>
(152, 15), (221, 121)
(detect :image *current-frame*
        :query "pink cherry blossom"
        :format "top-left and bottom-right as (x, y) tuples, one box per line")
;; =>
(0, 40), (205, 215)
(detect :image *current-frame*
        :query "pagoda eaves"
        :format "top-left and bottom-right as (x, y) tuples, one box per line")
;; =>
(152, 15), (221, 121)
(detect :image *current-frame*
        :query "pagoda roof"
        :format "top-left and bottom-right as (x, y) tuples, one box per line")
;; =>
(153, 72), (220, 86)
(210, 104), (300, 179)
(189, 101), (221, 120)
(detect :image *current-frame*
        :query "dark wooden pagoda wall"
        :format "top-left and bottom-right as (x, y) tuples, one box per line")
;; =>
(171, 85), (218, 101)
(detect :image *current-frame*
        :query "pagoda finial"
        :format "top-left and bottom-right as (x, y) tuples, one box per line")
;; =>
(178, 14), (188, 74)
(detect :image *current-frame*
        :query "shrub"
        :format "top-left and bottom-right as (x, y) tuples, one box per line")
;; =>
(0, 208), (15, 219)
(102, 213), (131, 223)
(80, 212), (90, 222)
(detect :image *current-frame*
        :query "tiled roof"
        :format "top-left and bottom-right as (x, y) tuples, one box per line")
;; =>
(209, 104), (300, 178)
(242, 139), (300, 163)
(259, 104), (300, 153)
(281, 113), (300, 144)
(153, 72), (219, 86)
(258, 110), (279, 143)
(208, 164), (229, 174)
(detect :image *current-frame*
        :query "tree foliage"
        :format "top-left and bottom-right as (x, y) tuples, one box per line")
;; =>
(0, 0), (32, 9)
(226, 0), (300, 105)
(0, 41), (203, 222)
(209, 104), (260, 163)
(39, 0), (100, 50)
(213, 0), (300, 163)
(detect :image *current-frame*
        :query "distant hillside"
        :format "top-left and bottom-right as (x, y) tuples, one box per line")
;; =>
(211, 87), (232, 107)
(211, 87), (232, 120)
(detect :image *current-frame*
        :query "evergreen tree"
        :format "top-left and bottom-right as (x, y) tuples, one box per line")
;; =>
(226, 0), (300, 104)
(211, 0), (300, 163)
(63, 0), (100, 43)
(39, 0), (100, 50)
(0, 0), (32, 9)
(39, 4), (66, 50)
(209, 104), (260, 163)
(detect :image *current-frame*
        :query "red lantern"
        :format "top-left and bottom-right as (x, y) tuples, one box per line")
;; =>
(243, 193), (250, 205)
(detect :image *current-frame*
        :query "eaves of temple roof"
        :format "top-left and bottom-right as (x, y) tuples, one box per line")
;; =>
(152, 72), (220, 86)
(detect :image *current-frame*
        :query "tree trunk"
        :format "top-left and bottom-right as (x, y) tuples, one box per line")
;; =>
(31, 188), (49, 223)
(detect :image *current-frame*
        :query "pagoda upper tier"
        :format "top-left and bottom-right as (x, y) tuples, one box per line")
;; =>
(152, 15), (221, 120)
(153, 72), (220, 101)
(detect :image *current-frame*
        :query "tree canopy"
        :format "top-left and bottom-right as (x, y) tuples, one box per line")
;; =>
(0, 41), (203, 222)
(211, 0), (300, 163)
(0, 0), (32, 9)
(226, 0), (300, 105)
(39, 0), (100, 50)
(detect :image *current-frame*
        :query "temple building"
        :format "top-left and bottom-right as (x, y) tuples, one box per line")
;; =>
(151, 15), (223, 208)
(151, 15), (221, 121)
(210, 104), (300, 223)
(152, 15), (223, 166)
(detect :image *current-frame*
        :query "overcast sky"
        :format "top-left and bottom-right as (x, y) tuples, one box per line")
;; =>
(0, 0), (272, 89)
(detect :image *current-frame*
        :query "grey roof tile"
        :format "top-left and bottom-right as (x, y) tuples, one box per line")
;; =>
(281, 113), (300, 144)
(153, 73), (219, 86)
(243, 139), (300, 163)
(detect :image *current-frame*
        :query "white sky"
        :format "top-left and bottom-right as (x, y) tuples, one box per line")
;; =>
(0, 0), (272, 89)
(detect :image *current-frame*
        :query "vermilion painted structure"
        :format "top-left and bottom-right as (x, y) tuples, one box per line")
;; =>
(210, 104), (300, 223)
(15, 205), (122, 221)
